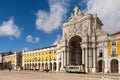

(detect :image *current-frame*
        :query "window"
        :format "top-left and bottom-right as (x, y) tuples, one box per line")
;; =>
(112, 48), (116, 57)
(99, 50), (103, 57)
(112, 42), (116, 46)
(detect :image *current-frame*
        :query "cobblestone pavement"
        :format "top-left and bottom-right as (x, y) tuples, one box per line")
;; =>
(0, 70), (120, 80)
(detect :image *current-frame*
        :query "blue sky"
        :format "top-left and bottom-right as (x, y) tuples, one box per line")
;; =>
(0, 0), (120, 52)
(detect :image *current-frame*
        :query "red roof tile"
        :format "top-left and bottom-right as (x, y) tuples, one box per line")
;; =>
(110, 31), (120, 36)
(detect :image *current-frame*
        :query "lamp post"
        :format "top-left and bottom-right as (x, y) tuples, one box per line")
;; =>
(102, 43), (104, 80)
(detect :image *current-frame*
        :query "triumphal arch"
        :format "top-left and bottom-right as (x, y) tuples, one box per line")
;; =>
(22, 6), (120, 73)
(57, 6), (108, 73)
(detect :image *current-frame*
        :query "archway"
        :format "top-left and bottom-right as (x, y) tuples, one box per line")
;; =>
(59, 62), (61, 71)
(69, 35), (82, 65)
(25, 64), (27, 69)
(42, 63), (44, 69)
(32, 63), (34, 70)
(45, 63), (48, 69)
(27, 64), (29, 70)
(35, 63), (37, 70)
(38, 63), (40, 69)
(98, 60), (102, 72)
(30, 63), (31, 70)
(50, 62), (52, 70)
(111, 59), (118, 73)
(53, 62), (56, 71)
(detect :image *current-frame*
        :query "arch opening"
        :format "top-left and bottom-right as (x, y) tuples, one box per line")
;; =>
(111, 59), (118, 73)
(98, 60), (102, 72)
(69, 36), (82, 65)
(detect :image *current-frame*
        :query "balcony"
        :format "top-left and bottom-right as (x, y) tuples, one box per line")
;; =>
(111, 54), (118, 57)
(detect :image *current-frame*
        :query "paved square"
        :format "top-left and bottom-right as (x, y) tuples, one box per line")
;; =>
(0, 70), (120, 80)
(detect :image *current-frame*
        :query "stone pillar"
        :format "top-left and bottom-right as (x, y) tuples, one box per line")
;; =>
(37, 62), (39, 70)
(92, 48), (96, 72)
(61, 51), (64, 71)
(63, 51), (66, 67)
(67, 48), (69, 65)
(52, 62), (54, 71)
(22, 54), (25, 70)
(44, 62), (45, 70)
(82, 48), (85, 65)
(89, 48), (93, 72)
(118, 61), (120, 73)
(56, 62), (59, 72)
(48, 62), (50, 70)
(15, 53), (17, 70)
(85, 48), (88, 73)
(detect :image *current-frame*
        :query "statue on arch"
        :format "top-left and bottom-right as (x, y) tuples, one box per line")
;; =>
(74, 5), (79, 16)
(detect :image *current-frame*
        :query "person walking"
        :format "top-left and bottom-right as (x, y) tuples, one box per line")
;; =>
(9, 67), (12, 72)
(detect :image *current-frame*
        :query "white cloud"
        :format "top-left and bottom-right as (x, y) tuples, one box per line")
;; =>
(0, 18), (21, 38)
(36, 0), (69, 33)
(52, 34), (61, 45)
(26, 35), (40, 43)
(85, 0), (120, 34)
(23, 47), (29, 52)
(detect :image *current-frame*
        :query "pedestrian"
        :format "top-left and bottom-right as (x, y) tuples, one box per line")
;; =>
(9, 67), (12, 72)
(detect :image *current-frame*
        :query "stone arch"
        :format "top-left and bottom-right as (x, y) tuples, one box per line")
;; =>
(42, 63), (44, 70)
(53, 62), (57, 71)
(32, 63), (34, 70)
(27, 64), (29, 70)
(25, 64), (27, 69)
(69, 35), (82, 65)
(45, 63), (48, 69)
(50, 62), (52, 70)
(111, 59), (119, 73)
(58, 62), (61, 71)
(30, 63), (31, 69)
(38, 63), (40, 69)
(35, 63), (37, 69)
(98, 60), (102, 72)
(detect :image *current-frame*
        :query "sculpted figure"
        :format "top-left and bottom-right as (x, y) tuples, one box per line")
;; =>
(74, 5), (79, 16)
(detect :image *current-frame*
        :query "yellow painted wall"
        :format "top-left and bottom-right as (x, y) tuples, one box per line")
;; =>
(117, 40), (120, 56)
(108, 42), (112, 56)
(48, 52), (50, 61)
(52, 51), (54, 60)
(40, 52), (42, 61)
(44, 52), (46, 61)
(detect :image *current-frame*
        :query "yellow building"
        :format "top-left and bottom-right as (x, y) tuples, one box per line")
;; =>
(107, 32), (120, 73)
(3, 52), (22, 70)
(22, 45), (61, 71)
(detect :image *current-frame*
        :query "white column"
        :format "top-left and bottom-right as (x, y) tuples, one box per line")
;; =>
(118, 62), (120, 73)
(89, 48), (92, 72)
(61, 51), (64, 71)
(67, 48), (69, 65)
(37, 62), (39, 70)
(92, 48), (96, 72)
(44, 62), (45, 70)
(56, 62), (59, 72)
(52, 62), (54, 71)
(82, 48), (85, 65)
(48, 62), (50, 70)
(85, 48), (88, 73)
(15, 53), (17, 70)
(22, 54), (25, 70)
(63, 51), (66, 67)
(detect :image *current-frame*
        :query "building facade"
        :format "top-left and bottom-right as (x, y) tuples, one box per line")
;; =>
(22, 45), (62, 72)
(0, 53), (3, 70)
(3, 52), (22, 70)
(3, 6), (120, 73)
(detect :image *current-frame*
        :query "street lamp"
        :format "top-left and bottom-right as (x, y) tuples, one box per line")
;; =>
(102, 43), (104, 80)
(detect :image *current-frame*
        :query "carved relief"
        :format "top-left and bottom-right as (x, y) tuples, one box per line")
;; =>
(84, 22), (88, 33)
